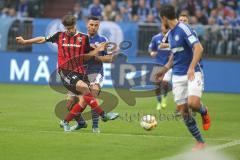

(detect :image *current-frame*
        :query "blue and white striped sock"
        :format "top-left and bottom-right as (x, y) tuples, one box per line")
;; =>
(198, 103), (207, 116)
(91, 109), (99, 128)
(156, 95), (161, 103)
(160, 84), (168, 97)
(184, 115), (205, 143)
(77, 115), (86, 125)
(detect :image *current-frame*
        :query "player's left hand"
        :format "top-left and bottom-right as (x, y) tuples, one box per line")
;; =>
(106, 42), (118, 55)
(90, 44), (98, 49)
(187, 68), (195, 81)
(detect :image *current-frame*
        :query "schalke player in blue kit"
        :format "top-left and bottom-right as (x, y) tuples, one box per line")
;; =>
(148, 24), (172, 110)
(157, 5), (211, 151)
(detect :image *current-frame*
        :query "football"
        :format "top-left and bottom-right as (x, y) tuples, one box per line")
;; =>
(140, 115), (157, 130)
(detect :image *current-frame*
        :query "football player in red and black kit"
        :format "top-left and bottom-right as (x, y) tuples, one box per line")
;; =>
(16, 15), (119, 131)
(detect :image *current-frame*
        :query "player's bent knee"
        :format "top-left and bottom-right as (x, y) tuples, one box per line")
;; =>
(76, 80), (90, 93)
(78, 96), (87, 106)
(188, 96), (201, 109)
(177, 104), (188, 114)
(90, 84), (100, 97)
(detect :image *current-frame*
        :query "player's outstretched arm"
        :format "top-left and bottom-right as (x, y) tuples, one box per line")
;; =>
(188, 42), (203, 80)
(16, 36), (46, 45)
(95, 42), (119, 62)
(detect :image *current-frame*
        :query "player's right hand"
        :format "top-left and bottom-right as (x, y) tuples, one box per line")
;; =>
(155, 70), (165, 82)
(187, 67), (195, 81)
(159, 43), (169, 49)
(150, 51), (157, 57)
(16, 36), (25, 45)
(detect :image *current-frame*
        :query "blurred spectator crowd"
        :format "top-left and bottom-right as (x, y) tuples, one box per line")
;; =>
(70, 0), (240, 55)
(1, 0), (240, 26)
(70, 0), (240, 26)
(0, 0), (43, 18)
(1, 0), (240, 55)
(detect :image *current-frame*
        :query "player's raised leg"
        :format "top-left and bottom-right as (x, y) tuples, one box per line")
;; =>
(178, 104), (206, 151)
(188, 72), (211, 131)
(68, 97), (88, 131)
(172, 77), (205, 150)
(64, 81), (102, 122)
(63, 78), (119, 131)
(60, 95), (87, 130)
(189, 96), (210, 130)
(70, 83), (101, 133)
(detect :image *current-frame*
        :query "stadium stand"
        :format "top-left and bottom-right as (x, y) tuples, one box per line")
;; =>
(1, 0), (240, 57)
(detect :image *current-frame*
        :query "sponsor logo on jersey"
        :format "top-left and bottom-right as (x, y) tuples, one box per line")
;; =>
(62, 44), (81, 47)
(77, 37), (82, 42)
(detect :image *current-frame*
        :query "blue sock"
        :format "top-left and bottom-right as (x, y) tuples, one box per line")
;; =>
(156, 95), (161, 103)
(77, 115), (86, 126)
(198, 104), (207, 116)
(161, 84), (168, 97)
(161, 89), (168, 97)
(91, 109), (99, 128)
(183, 115), (205, 143)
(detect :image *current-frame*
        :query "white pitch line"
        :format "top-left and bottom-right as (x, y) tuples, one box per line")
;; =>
(0, 128), (236, 142)
(208, 139), (240, 151)
(160, 139), (240, 160)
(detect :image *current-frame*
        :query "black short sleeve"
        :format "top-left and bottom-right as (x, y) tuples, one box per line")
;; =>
(45, 32), (60, 43)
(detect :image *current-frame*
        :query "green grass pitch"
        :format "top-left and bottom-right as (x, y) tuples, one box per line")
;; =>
(0, 84), (240, 160)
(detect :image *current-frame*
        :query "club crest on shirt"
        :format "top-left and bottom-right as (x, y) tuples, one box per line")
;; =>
(157, 40), (161, 49)
(77, 37), (82, 42)
(175, 35), (179, 41)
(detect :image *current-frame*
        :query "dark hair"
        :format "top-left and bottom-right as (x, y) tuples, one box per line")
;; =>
(62, 14), (77, 26)
(88, 16), (100, 21)
(159, 4), (176, 20)
(179, 13), (189, 18)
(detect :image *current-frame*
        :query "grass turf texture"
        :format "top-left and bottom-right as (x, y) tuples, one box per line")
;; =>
(0, 84), (239, 160)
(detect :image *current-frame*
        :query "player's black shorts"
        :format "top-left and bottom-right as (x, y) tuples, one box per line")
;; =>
(58, 69), (89, 95)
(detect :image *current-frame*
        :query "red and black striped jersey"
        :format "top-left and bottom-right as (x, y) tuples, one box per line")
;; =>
(46, 31), (91, 74)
